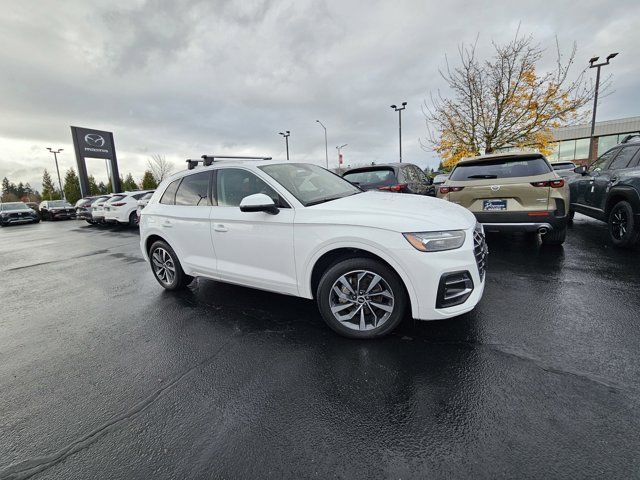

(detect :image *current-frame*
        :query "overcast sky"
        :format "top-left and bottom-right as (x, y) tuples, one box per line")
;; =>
(1, 0), (639, 191)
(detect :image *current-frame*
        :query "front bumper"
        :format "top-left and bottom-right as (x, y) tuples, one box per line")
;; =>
(76, 210), (93, 220)
(50, 210), (76, 219)
(1, 215), (38, 224)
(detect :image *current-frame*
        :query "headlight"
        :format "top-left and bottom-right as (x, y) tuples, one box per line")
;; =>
(403, 230), (466, 252)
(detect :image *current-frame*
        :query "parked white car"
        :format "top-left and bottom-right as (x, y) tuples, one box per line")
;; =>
(91, 194), (116, 224)
(136, 191), (155, 221)
(139, 161), (487, 338)
(104, 191), (153, 227)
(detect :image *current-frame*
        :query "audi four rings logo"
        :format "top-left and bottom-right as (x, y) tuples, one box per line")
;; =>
(84, 134), (106, 147)
(491, 185), (501, 191)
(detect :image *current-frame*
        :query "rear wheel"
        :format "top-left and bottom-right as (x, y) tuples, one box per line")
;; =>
(608, 201), (640, 248)
(541, 225), (567, 245)
(316, 257), (407, 339)
(149, 240), (193, 290)
(86, 219), (95, 225)
(128, 211), (139, 227)
(567, 209), (575, 224)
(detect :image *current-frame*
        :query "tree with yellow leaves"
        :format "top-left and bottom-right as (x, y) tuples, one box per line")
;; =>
(423, 32), (594, 168)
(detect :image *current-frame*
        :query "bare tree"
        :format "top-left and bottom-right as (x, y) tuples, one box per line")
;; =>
(147, 154), (174, 183)
(423, 31), (596, 167)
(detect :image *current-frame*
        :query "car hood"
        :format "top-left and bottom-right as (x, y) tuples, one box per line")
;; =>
(300, 191), (476, 231)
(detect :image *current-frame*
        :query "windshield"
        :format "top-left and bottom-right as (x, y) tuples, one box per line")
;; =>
(552, 162), (575, 170)
(260, 163), (361, 206)
(343, 168), (397, 187)
(1, 203), (30, 211)
(107, 195), (126, 203)
(450, 156), (551, 180)
(49, 200), (71, 207)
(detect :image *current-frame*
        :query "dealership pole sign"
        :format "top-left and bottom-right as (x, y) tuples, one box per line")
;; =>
(70, 126), (122, 197)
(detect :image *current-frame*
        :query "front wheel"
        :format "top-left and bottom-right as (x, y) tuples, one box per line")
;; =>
(608, 201), (640, 248)
(316, 257), (407, 339)
(149, 240), (193, 290)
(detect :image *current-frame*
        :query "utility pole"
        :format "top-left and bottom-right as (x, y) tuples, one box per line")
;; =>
(390, 102), (407, 163)
(279, 131), (291, 160)
(588, 53), (618, 161)
(46, 147), (65, 200)
(316, 120), (329, 169)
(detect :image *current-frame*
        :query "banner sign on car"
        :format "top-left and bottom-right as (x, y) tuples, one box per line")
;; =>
(70, 126), (122, 197)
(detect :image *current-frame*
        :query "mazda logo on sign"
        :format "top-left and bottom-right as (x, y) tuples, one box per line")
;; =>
(491, 185), (501, 192)
(84, 134), (105, 147)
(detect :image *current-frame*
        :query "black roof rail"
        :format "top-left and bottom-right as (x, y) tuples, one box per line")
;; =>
(620, 134), (640, 144)
(186, 155), (273, 170)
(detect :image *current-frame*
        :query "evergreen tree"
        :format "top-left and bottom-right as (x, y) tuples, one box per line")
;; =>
(1, 177), (11, 201)
(63, 168), (82, 204)
(88, 175), (100, 195)
(122, 173), (138, 191)
(98, 181), (108, 195)
(16, 182), (25, 200)
(42, 169), (60, 200)
(140, 170), (158, 190)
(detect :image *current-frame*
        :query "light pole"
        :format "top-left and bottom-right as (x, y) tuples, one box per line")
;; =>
(336, 144), (347, 170)
(588, 53), (618, 161)
(390, 102), (407, 163)
(46, 147), (65, 200)
(279, 131), (291, 160)
(316, 120), (329, 169)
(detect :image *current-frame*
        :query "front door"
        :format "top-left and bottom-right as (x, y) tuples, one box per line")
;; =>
(210, 167), (298, 295)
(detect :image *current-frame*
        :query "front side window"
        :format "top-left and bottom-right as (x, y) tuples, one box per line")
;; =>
(160, 179), (181, 205)
(450, 156), (551, 180)
(261, 163), (361, 206)
(608, 146), (640, 170)
(175, 172), (211, 206)
(216, 168), (282, 207)
(590, 149), (619, 172)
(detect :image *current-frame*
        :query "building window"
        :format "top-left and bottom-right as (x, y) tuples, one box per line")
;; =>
(574, 138), (589, 159)
(598, 135), (620, 156)
(558, 140), (576, 161)
(547, 143), (560, 161)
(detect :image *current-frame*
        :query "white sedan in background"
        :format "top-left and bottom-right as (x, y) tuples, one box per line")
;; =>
(104, 190), (153, 227)
(140, 160), (487, 338)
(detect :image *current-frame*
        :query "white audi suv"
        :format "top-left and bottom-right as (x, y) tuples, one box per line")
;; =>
(139, 160), (487, 338)
(104, 190), (153, 227)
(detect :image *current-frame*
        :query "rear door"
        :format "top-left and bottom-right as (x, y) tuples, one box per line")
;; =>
(447, 156), (553, 213)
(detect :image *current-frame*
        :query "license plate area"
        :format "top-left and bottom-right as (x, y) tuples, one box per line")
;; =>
(483, 199), (507, 211)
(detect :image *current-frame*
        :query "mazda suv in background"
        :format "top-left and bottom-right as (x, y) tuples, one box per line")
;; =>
(39, 200), (75, 221)
(0, 202), (40, 226)
(342, 163), (432, 195)
(438, 153), (569, 245)
(104, 191), (153, 227)
(140, 159), (487, 339)
(569, 135), (640, 247)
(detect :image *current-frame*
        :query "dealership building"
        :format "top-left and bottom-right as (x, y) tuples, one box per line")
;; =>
(548, 116), (640, 164)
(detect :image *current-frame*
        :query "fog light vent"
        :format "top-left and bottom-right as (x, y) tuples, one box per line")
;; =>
(436, 271), (474, 309)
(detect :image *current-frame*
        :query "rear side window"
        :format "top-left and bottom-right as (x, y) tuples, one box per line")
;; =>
(175, 172), (211, 206)
(609, 146), (640, 170)
(343, 168), (397, 186)
(160, 179), (181, 205)
(450, 157), (551, 180)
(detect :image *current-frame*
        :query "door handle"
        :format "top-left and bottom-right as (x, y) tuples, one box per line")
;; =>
(213, 223), (228, 232)
(162, 220), (173, 228)
(610, 177), (618, 183)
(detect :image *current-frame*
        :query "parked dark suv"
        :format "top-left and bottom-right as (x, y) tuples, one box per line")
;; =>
(569, 135), (640, 247)
(342, 163), (432, 195)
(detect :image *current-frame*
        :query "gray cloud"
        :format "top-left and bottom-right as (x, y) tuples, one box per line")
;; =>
(1, 0), (638, 191)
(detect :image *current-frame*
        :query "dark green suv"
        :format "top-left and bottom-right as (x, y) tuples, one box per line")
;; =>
(568, 136), (640, 247)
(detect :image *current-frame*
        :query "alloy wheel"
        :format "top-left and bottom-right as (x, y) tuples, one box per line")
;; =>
(611, 207), (628, 240)
(328, 270), (395, 331)
(152, 247), (176, 286)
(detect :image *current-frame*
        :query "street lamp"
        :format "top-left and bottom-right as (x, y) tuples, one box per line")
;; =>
(46, 147), (65, 200)
(336, 143), (348, 169)
(588, 53), (618, 161)
(316, 120), (329, 169)
(279, 131), (291, 160)
(390, 102), (407, 163)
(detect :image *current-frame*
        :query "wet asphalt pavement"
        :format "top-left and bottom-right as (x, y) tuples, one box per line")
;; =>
(0, 215), (639, 479)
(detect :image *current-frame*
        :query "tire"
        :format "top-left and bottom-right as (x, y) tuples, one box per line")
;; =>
(32, 218), (40, 224)
(608, 200), (640, 248)
(148, 240), (193, 290)
(316, 257), (407, 339)
(542, 225), (567, 245)
(128, 211), (139, 227)
(86, 219), (95, 225)
(567, 209), (575, 224)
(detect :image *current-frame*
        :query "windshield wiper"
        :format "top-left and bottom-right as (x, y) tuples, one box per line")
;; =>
(466, 174), (498, 179)
(306, 191), (361, 206)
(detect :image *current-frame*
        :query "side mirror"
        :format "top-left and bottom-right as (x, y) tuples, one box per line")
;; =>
(239, 193), (279, 215)
(574, 165), (587, 175)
